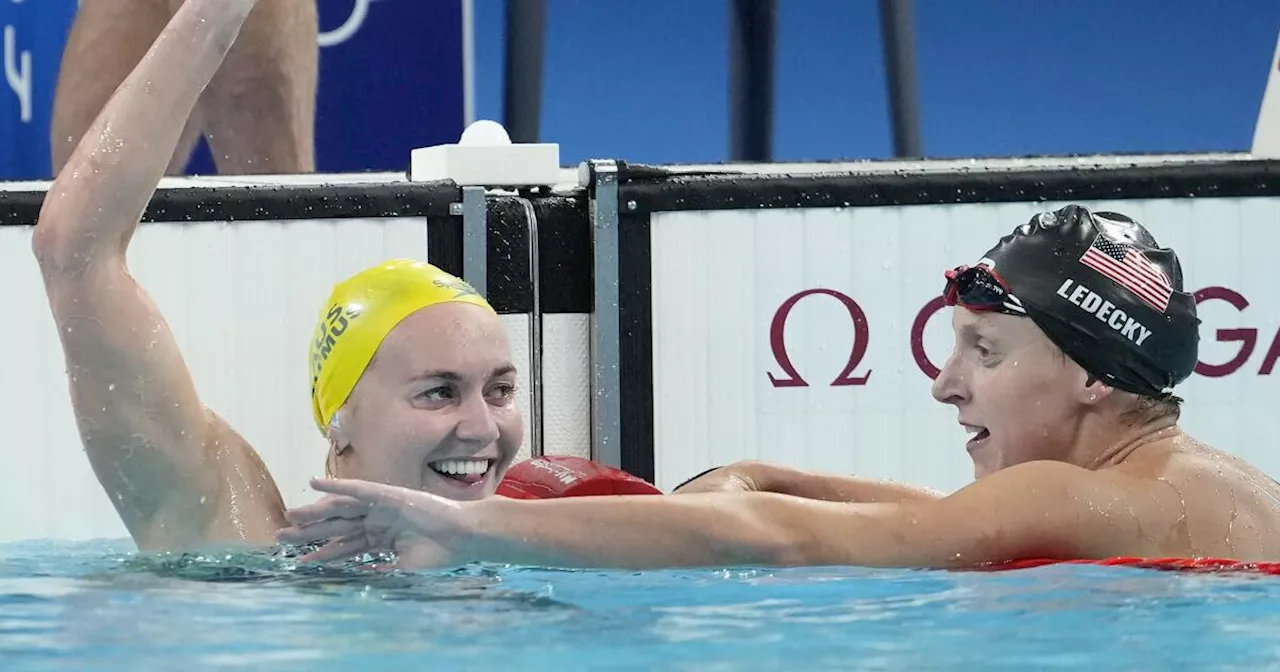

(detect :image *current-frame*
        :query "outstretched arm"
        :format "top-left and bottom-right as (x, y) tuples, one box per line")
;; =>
(471, 461), (1170, 569)
(282, 461), (1175, 570)
(32, 0), (286, 551)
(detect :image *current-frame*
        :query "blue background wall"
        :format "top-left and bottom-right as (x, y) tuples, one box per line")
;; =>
(4, 0), (1278, 179)
(472, 0), (1280, 164)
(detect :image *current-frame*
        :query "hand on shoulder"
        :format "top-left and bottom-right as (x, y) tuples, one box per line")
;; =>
(671, 462), (762, 495)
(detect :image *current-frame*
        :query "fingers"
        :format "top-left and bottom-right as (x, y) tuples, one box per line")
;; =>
(277, 516), (364, 546)
(670, 474), (717, 494)
(287, 478), (465, 570)
(309, 477), (399, 502)
(671, 466), (726, 493)
(672, 476), (743, 495)
(298, 534), (370, 564)
(284, 493), (369, 526)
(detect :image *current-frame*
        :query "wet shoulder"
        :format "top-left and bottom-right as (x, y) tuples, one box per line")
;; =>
(1162, 439), (1280, 499)
(1131, 438), (1280, 559)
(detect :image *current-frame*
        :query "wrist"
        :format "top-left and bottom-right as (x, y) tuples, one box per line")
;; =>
(460, 495), (514, 558)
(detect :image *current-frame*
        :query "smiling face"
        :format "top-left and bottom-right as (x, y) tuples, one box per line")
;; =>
(328, 302), (524, 500)
(930, 307), (1094, 478)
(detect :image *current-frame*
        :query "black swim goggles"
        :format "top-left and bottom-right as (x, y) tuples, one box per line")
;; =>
(943, 265), (1026, 316)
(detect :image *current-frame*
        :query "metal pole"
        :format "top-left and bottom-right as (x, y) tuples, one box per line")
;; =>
(514, 197), (545, 458)
(584, 160), (621, 468)
(729, 0), (776, 161)
(457, 186), (488, 295)
(503, 0), (547, 143)
(879, 0), (923, 157)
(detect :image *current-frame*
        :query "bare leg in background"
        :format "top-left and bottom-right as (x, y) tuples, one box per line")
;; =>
(184, 0), (318, 174)
(50, 0), (318, 177)
(49, 0), (203, 175)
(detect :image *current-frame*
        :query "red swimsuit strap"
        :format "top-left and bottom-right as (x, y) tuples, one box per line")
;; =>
(977, 556), (1280, 575)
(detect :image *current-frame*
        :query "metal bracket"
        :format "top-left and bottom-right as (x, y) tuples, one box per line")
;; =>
(584, 160), (622, 468)
(450, 185), (489, 295)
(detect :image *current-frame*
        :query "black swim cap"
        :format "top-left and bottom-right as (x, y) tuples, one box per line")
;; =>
(944, 205), (1200, 398)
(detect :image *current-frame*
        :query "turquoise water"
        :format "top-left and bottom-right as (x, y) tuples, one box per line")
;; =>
(3, 540), (1280, 670)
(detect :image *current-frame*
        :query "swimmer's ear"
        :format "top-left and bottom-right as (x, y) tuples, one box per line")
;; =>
(1078, 373), (1115, 406)
(327, 410), (353, 455)
(325, 415), (353, 479)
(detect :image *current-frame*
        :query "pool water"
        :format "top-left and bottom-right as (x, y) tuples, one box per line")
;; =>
(3, 539), (1280, 670)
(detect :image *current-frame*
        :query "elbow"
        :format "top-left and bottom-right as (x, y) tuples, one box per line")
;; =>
(31, 179), (77, 265)
(32, 151), (134, 273)
(31, 194), (116, 277)
(758, 532), (832, 568)
(30, 218), (82, 278)
(767, 527), (838, 567)
(767, 540), (817, 568)
(733, 494), (829, 567)
(30, 219), (66, 274)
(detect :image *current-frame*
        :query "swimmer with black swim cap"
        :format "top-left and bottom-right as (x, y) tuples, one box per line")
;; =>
(279, 205), (1280, 572)
(935, 204), (1201, 478)
(676, 206), (1200, 495)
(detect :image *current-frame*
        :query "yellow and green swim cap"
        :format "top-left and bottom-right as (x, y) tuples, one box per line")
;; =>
(308, 258), (494, 433)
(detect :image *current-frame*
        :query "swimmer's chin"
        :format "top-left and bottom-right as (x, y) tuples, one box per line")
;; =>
(966, 430), (998, 478)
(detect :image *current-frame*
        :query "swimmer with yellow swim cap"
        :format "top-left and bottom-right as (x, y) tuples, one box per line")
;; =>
(32, 0), (522, 552)
(309, 259), (522, 498)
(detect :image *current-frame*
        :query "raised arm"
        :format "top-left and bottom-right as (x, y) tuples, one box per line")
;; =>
(31, 0), (286, 551)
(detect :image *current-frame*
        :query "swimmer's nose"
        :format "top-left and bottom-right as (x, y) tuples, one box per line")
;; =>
(930, 353), (968, 406)
(455, 392), (500, 445)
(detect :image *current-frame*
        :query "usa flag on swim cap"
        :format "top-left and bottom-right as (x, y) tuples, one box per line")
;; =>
(1079, 233), (1173, 312)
